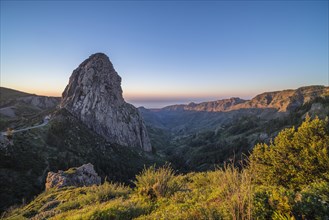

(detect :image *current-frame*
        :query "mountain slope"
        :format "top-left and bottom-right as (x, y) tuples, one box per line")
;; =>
(233, 85), (329, 112)
(163, 85), (329, 113)
(0, 87), (61, 131)
(0, 87), (60, 110)
(0, 87), (31, 101)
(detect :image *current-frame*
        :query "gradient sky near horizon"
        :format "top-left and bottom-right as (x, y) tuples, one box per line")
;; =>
(1, 1), (328, 108)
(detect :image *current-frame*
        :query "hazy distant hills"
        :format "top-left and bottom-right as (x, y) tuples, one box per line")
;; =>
(162, 97), (246, 112)
(161, 85), (329, 113)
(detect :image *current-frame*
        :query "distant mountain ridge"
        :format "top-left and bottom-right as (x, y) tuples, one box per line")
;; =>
(0, 87), (60, 110)
(161, 85), (329, 113)
(162, 97), (246, 112)
(0, 87), (61, 130)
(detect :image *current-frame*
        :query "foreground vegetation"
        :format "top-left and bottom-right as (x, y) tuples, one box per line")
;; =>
(3, 117), (329, 219)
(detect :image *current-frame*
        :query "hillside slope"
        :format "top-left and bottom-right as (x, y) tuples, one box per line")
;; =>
(3, 117), (328, 220)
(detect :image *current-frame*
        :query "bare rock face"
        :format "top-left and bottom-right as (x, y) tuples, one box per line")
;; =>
(45, 163), (101, 190)
(61, 53), (151, 151)
(18, 96), (60, 109)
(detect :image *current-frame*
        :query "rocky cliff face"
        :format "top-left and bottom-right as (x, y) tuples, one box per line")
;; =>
(61, 53), (151, 152)
(45, 163), (101, 189)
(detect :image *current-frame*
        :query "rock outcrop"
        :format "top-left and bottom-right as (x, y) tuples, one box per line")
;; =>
(45, 163), (101, 190)
(61, 53), (151, 151)
(18, 96), (60, 109)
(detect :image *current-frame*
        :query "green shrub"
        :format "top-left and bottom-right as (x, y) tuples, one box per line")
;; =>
(64, 168), (77, 175)
(212, 165), (254, 220)
(249, 116), (329, 190)
(252, 185), (294, 219)
(58, 201), (81, 212)
(293, 181), (329, 219)
(22, 209), (38, 218)
(95, 181), (130, 202)
(249, 117), (329, 219)
(89, 202), (147, 220)
(134, 164), (184, 200)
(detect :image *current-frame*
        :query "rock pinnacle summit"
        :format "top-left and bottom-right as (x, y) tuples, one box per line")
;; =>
(61, 53), (152, 151)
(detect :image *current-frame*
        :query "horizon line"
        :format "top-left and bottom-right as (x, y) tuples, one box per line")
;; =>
(1, 85), (327, 109)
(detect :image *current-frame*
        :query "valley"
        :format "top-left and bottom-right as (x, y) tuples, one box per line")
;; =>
(141, 86), (329, 171)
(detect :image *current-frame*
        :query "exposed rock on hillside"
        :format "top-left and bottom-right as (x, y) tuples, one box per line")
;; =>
(163, 86), (329, 113)
(163, 98), (246, 112)
(45, 163), (101, 189)
(0, 87), (60, 109)
(232, 85), (329, 112)
(17, 96), (60, 109)
(61, 53), (151, 151)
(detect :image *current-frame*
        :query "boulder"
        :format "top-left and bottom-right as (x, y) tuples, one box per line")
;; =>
(45, 163), (101, 190)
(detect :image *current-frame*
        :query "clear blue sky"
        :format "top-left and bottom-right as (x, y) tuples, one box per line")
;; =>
(1, 0), (328, 108)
